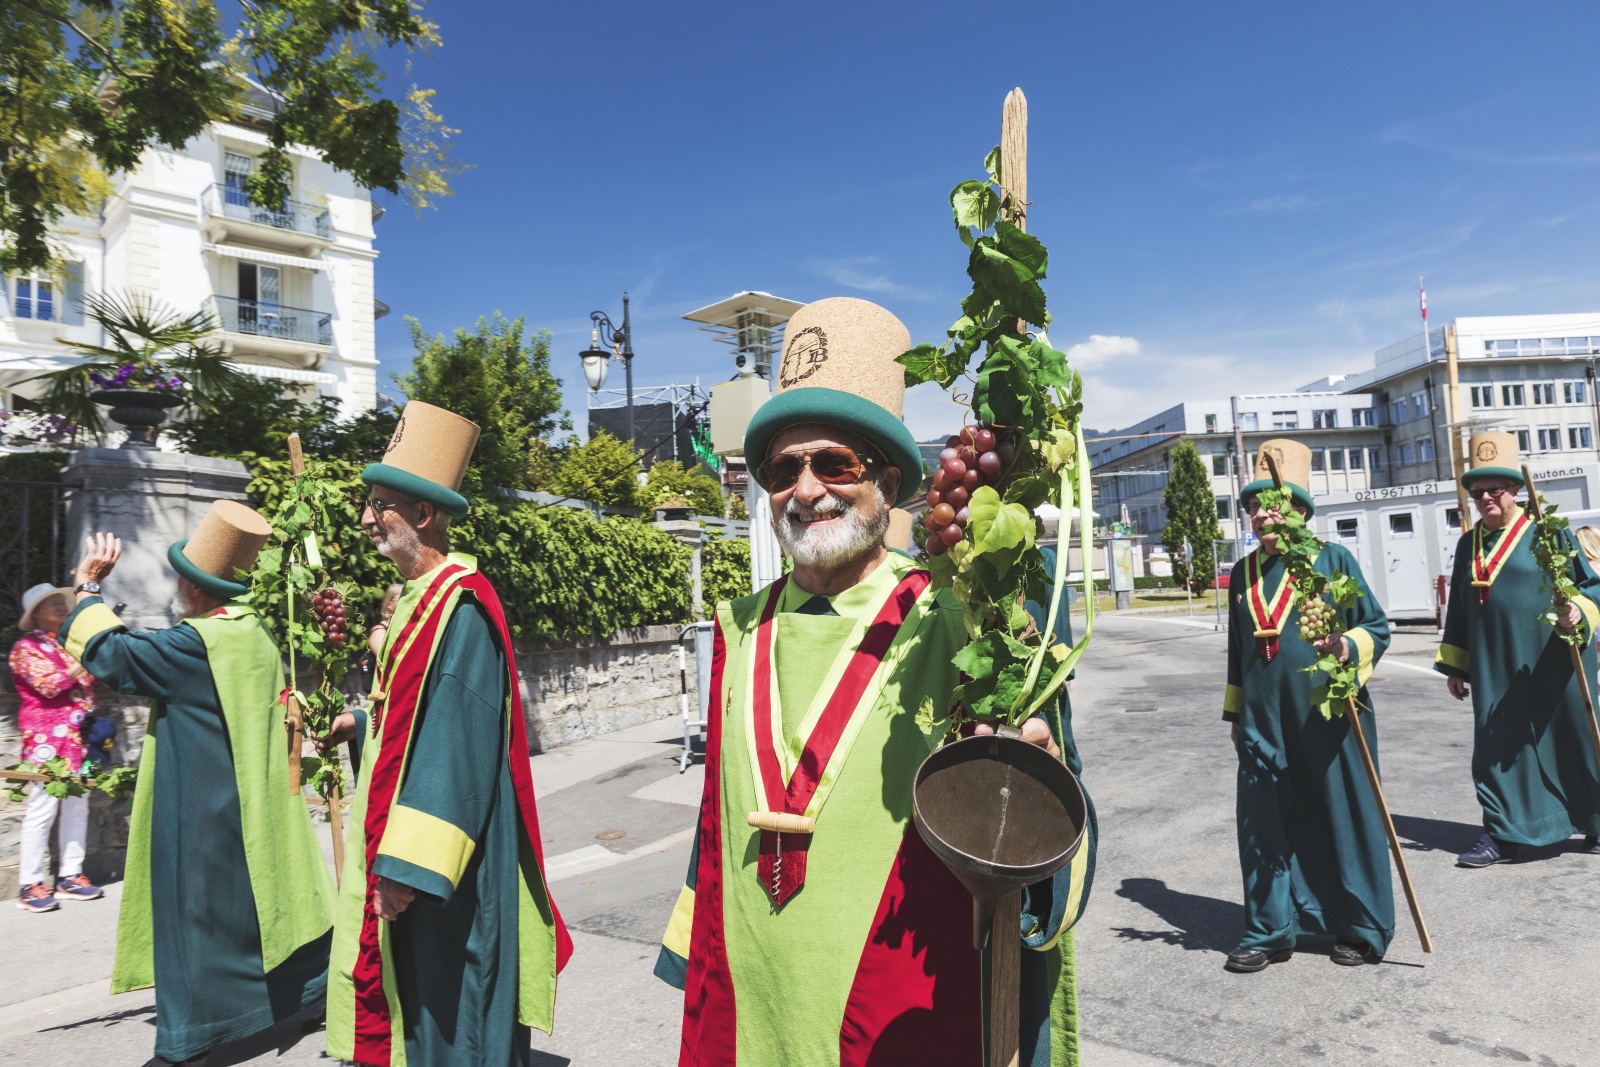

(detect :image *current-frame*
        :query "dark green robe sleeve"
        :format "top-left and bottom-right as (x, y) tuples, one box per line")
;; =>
(1436, 532), (1473, 679)
(1223, 558), (1247, 721)
(1327, 543), (1390, 676)
(371, 600), (508, 906)
(61, 596), (209, 701)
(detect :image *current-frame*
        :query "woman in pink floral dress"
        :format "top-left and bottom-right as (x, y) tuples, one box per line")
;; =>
(10, 583), (103, 913)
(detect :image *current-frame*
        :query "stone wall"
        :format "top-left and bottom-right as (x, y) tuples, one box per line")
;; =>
(0, 623), (696, 895)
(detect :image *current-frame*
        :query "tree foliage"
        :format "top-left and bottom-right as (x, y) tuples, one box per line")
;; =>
(1159, 441), (1224, 592)
(638, 459), (724, 516)
(399, 314), (568, 492)
(701, 533), (750, 612)
(2, 1), (464, 274)
(169, 373), (397, 461)
(550, 430), (639, 509)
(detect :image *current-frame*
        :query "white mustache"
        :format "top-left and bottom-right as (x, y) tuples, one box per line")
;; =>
(785, 496), (847, 523)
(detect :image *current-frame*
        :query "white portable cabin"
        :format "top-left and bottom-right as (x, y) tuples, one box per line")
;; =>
(1308, 463), (1600, 621)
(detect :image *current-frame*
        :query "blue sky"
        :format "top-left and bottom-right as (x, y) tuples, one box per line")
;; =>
(370, 2), (1600, 438)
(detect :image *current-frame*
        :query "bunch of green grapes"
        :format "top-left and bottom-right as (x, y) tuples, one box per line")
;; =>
(1297, 595), (1337, 643)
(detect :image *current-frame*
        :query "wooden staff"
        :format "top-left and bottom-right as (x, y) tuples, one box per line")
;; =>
(286, 432), (306, 794)
(983, 86), (1029, 1067)
(1263, 453), (1434, 954)
(2, 769), (51, 783)
(1520, 465), (1600, 770)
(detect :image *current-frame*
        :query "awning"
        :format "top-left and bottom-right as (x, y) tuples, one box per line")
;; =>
(203, 244), (326, 272)
(231, 361), (337, 386)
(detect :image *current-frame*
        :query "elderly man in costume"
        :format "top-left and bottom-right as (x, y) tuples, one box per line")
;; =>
(654, 297), (1094, 1067)
(1435, 432), (1600, 866)
(321, 401), (571, 1067)
(60, 501), (335, 1064)
(1221, 440), (1394, 972)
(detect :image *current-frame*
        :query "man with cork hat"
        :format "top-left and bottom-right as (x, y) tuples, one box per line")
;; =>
(1435, 431), (1600, 866)
(60, 501), (336, 1064)
(653, 297), (1094, 1067)
(319, 400), (571, 1067)
(1221, 439), (1395, 973)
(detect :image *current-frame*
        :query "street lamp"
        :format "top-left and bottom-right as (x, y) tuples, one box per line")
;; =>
(579, 293), (635, 447)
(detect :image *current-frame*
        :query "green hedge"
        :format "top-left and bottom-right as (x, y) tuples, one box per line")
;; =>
(1092, 575), (1175, 592)
(242, 454), (749, 642)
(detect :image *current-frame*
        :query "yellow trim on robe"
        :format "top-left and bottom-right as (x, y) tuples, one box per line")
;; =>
(63, 601), (123, 662)
(663, 885), (695, 959)
(1435, 642), (1470, 673)
(1034, 834), (1093, 952)
(376, 804), (477, 889)
(1223, 684), (1244, 714)
(1346, 626), (1377, 686)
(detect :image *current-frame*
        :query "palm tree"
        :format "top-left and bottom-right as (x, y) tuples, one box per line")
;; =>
(30, 291), (248, 440)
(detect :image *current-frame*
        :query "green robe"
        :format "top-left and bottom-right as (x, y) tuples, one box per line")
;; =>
(61, 597), (334, 1063)
(1435, 522), (1600, 846)
(656, 552), (1095, 1067)
(1223, 543), (1395, 955)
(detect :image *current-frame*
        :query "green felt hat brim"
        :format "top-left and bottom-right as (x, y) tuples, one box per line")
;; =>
(1239, 479), (1317, 518)
(744, 388), (923, 507)
(361, 463), (471, 519)
(1460, 466), (1524, 489)
(167, 540), (251, 600)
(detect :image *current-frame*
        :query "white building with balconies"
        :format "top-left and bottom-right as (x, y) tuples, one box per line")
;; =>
(0, 100), (382, 431)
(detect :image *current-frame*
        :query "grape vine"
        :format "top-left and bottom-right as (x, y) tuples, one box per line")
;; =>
(1527, 494), (1585, 647)
(1254, 485), (1364, 720)
(3, 758), (137, 803)
(898, 147), (1094, 730)
(249, 453), (365, 803)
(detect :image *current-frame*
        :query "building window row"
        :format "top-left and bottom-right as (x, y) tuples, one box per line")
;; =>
(1486, 337), (1600, 357)
(1468, 379), (1590, 409)
(6, 264), (84, 323)
(1500, 425), (1594, 452)
(1390, 391), (1431, 423)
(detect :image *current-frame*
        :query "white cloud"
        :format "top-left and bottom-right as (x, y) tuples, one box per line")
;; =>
(1065, 334), (1141, 369)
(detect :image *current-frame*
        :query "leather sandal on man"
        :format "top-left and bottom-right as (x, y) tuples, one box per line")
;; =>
(1330, 939), (1381, 966)
(1457, 833), (1516, 867)
(1223, 946), (1293, 973)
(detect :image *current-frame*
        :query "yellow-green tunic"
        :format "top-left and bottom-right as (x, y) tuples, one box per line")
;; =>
(61, 597), (334, 1063)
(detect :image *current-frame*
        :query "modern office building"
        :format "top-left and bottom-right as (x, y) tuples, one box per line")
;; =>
(0, 91), (382, 431)
(1087, 392), (1383, 542)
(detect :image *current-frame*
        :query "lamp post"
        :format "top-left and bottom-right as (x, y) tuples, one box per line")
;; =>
(579, 293), (636, 447)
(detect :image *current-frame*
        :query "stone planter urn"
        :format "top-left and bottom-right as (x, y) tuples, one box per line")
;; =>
(90, 388), (184, 449)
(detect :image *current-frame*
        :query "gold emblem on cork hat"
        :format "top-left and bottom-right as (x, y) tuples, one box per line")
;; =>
(168, 499), (273, 598)
(1462, 431), (1524, 488)
(362, 401), (482, 518)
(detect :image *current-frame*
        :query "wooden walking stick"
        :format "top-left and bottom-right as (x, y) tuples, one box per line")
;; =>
(1263, 453), (1433, 954)
(1520, 465), (1600, 769)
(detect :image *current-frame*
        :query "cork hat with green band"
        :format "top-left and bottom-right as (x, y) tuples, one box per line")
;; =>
(743, 297), (923, 507)
(1461, 431), (1524, 488)
(167, 499), (273, 600)
(362, 401), (482, 519)
(1240, 438), (1317, 517)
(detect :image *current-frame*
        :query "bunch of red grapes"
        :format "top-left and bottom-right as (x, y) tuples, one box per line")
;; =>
(923, 426), (1016, 556)
(312, 587), (350, 649)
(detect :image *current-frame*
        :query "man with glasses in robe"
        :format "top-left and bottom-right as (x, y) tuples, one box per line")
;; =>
(653, 297), (1095, 1067)
(1436, 431), (1600, 866)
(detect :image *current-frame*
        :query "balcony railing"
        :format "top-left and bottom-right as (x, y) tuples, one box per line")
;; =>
(203, 184), (331, 239)
(212, 296), (332, 347)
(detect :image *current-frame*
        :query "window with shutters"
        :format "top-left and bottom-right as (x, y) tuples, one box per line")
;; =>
(1368, 448), (1382, 471)
(1416, 438), (1435, 462)
(12, 272), (54, 320)
(224, 152), (254, 207)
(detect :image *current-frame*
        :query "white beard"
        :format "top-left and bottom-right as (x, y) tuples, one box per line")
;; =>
(775, 481), (892, 569)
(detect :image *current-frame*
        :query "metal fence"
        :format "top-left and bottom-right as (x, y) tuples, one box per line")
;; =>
(1211, 538), (1245, 632)
(0, 480), (68, 631)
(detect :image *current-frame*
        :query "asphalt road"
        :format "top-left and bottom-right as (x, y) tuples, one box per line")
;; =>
(2, 612), (1595, 1065)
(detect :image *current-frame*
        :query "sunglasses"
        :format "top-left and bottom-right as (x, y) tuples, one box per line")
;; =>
(360, 493), (424, 517)
(756, 446), (881, 493)
(1468, 485), (1515, 500)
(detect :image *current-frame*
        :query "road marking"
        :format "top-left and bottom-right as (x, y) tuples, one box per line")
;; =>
(545, 826), (696, 884)
(1103, 613), (1217, 631)
(1383, 657), (1440, 677)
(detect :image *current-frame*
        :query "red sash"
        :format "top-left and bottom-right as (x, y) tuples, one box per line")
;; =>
(350, 565), (572, 1067)
(1472, 510), (1530, 605)
(749, 570), (930, 905)
(1244, 551), (1296, 662)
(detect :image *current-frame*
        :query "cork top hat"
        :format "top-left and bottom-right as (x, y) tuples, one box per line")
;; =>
(1462, 431), (1524, 488)
(361, 401), (481, 519)
(743, 297), (923, 506)
(167, 499), (273, 600)
(1240, 438), (1318, 517)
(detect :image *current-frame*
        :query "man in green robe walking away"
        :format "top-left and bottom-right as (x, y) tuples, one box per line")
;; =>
(1222, 439), (1395, 974)
(654, 297), (1096, 1067)
(61, 501), (336, 1065)
(1435, 431), (1600, 866)
(322, 401), (570, 1067)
